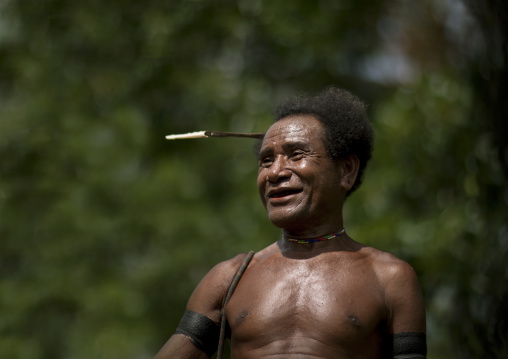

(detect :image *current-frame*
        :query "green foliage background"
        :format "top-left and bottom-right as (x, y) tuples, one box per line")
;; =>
(1, 0), (506, 358)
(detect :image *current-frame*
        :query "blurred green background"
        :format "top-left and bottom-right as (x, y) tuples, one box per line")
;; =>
(1, 0), (507, 358)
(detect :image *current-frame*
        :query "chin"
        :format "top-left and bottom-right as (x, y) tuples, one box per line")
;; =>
(267, 213), (303, 231)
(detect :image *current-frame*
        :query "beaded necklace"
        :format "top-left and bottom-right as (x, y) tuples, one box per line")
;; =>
(282, 228), (346, 244)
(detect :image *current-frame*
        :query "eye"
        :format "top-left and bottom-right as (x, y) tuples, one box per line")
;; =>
(291, 150), (305, 160)
(259, 156), (273, 168)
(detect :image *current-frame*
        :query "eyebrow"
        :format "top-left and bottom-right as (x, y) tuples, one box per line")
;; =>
(284, 141), (310, 151)
(258, 146), (272, 160)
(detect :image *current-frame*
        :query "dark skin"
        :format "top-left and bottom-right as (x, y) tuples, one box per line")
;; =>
(155, 115), (426, 358)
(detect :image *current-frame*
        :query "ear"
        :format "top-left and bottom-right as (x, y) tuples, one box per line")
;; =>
(339, 155), (360, 191)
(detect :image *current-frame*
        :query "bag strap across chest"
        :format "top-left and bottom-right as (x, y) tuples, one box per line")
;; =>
(217, 250), (255, 359)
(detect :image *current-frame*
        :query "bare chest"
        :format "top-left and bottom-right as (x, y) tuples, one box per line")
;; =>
(226, 256), (387, 346)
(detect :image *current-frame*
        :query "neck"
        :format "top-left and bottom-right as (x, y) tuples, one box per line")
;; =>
(282, 228), (346, 244)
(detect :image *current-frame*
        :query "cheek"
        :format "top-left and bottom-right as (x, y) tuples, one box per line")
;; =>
(257, 171), (267, 202)
(256, 170), (264, 189)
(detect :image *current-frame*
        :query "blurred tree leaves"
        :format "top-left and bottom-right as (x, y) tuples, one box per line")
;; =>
(0, 0), (506, 358)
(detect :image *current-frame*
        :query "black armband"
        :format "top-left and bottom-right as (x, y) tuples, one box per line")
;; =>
(175, 310), (219, 357)
(392, 332), (427, 359)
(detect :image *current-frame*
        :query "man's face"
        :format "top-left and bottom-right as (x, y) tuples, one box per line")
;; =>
(257, 115), (346, 235)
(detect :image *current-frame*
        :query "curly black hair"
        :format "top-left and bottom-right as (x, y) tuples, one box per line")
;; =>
(268, 86), (374, 195)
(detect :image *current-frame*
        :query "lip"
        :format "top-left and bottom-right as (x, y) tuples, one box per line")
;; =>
(267, 187), (303, 202)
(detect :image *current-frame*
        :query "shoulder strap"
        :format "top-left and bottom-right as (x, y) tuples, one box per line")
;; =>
(217, 250), (255, 359)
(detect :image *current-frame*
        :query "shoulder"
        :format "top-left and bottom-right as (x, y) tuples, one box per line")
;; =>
(359, 246), (423, 310)
(361, 246), (426, 332)
(360, 246), (418, 285)
(186, 253), (251, 323)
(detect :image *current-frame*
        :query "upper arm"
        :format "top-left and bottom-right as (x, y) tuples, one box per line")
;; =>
(154, 254), (247, 359)
(186, 253), (248, 321)
(382, 259), (426, 334)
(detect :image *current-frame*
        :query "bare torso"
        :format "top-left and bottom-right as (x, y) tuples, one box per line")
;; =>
(155, 235), (425, 359)
(225, 237), (401, 358)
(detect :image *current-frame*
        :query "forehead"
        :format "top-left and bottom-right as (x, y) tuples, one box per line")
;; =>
(261, 115), (326, 150)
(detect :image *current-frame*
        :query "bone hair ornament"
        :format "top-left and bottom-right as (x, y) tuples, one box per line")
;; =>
(165, 131), (264, 140)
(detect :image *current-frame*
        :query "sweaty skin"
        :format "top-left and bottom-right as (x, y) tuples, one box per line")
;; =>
(155, 115), (426, 359)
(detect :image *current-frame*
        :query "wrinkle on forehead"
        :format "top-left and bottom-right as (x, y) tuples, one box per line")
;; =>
(263, 115), (321, 142)
(261, 115), (325, 152)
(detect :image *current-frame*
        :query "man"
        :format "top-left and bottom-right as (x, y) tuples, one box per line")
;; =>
(155, 87), (426, 358)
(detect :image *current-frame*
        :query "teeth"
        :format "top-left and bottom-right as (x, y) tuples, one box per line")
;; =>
(272, 191), (296, 198)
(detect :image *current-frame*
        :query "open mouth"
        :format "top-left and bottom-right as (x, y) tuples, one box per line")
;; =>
(269, 189), (302, 199)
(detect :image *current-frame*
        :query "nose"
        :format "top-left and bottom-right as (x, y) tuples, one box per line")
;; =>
(266, 155), (291, 183)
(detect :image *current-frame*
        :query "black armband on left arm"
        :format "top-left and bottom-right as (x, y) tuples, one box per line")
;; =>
(175, 310), (219, 357)
(392, 332), (427, 359)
